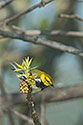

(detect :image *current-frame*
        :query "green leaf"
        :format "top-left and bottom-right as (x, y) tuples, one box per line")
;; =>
(14, 62), (22, 69)
(28, 58), (33, 67)
(14, 68), (22, 72)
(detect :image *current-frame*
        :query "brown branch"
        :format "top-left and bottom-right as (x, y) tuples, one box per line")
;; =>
(26, 86), (41, 125)
(11, 109), (33, 124)
(59, 14), (83, 22)
(12, 25), (83, 38)
(0, 76), (14, 125)
(0, 0), (14, 9)
(0, 30), (83, 57)
(1, 84), (83, 108)
(0, 0), (55, 27)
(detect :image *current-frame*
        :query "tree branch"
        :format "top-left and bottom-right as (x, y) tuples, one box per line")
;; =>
(0, 76), (14, 125)
(0, 0), (55, 27)
(26, 86), (41, 125)
(40, 103), (47, 125)
(12, 25), (83, 38)
(11, 109), (33, 124)
(1, 84), (83, 108)
(0, 0), (14, 9)
(0, 29), (83, 57)
(59, 14), (83, 22)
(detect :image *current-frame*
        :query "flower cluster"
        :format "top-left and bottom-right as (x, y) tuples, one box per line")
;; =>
(12, 57), (38, 93)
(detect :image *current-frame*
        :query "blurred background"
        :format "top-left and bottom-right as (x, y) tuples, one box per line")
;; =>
(0, 0), (83, 125)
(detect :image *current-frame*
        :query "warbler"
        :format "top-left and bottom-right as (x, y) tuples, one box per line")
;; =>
(31, 69), (55, 90)
(10, 57), (54, 93)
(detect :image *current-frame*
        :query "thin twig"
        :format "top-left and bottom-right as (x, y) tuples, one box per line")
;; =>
(59, 14), (83, 22)
(0, 30), (83, 57)
(26, 85), (41, 125)
(0, 0), (14, 9)
(0, 0), (55, 27)
(11, 109), (33, 124)
(12, 25), (83, 38)
(0, 76), (14, 125)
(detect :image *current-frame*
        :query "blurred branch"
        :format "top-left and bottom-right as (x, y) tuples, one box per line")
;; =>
(12, 25), (83, 38)
(40, 103), (47, 125)
(0, 29), (83, 57)
(0, 0), (14, 9)
(1, 84), (83, 108)
(11, 109), (33, 125)
(0, 76), (14, 125)
(0, 51), (25, 74)
(59, 14), (83, 22)
(0, 0), (55, 27)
